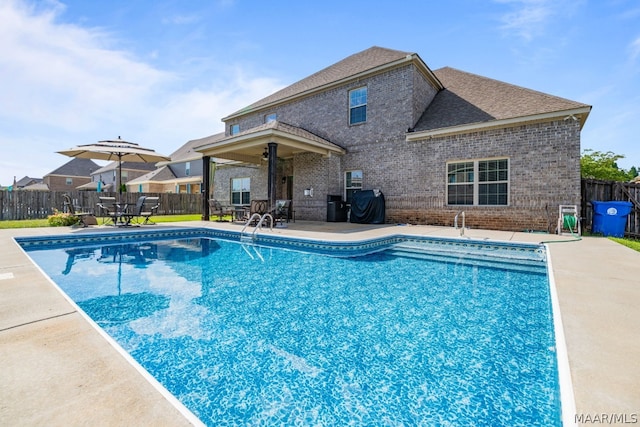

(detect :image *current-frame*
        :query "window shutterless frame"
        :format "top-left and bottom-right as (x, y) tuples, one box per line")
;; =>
(349, 87), (367, 125)
(447, 158), (509, 206)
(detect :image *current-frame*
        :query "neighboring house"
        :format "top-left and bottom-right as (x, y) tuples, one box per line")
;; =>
(195, 46), (591, 231)
(91, 161), (157, 193)
(13, 176), (43, 189)
(43, 158), (100, 191)
(127, 133), (236, 194)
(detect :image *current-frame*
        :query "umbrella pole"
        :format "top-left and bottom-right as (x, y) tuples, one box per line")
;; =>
(118, 154), (123, 205)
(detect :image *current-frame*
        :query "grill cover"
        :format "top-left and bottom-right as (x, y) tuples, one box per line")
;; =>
(350, 190), (385, 224)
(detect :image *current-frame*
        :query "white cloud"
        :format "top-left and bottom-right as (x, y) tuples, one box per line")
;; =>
(495, 0), (553, 41)
(0, 0), (282, 185)
(494, 0), (584, 42)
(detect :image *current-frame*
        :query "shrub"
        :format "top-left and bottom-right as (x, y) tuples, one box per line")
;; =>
(47, 209), (80, 227)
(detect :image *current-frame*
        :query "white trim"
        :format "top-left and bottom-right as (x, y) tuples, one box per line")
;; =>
(544, 245), (577, 427)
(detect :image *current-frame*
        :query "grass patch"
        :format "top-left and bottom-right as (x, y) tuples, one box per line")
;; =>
(0, 214), (206, 229)
(610, 237), (640, 252)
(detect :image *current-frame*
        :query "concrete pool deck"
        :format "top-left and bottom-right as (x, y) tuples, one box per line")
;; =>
(0, 221), (638, 425)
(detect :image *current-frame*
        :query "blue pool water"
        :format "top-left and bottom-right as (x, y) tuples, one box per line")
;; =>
(22, 232), (559, 426)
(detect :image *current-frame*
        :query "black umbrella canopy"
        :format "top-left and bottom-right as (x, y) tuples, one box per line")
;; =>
(57, 137), (170, 197)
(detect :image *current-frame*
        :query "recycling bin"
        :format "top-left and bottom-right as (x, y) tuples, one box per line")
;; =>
(591, 201), (632, 237)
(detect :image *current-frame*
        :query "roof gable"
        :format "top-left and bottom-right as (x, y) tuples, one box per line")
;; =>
(413, 67), (591, 133)
(46, 158), (100, 177)
(225, 46), (441, 120)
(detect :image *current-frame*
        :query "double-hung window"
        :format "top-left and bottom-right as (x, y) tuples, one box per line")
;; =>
(447, 158), (509, 205)
(231, 177), (250, 205)
(185, 161), (191, 176)
(345, 170), (363, 204)
(349, 87), (367, 125)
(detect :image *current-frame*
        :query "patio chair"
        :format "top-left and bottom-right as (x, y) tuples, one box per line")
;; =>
(63, 194), (95, 227)
(96, 196), (122, 225)
(246, 199), (269, 225)
(140, 196), (160, 224)
(209, 199), (233, 222)
(274, 199), (294, 223)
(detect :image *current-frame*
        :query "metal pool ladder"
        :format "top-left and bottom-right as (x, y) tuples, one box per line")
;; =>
(240, 213), (274, 242)
(454, 211), (466, 236)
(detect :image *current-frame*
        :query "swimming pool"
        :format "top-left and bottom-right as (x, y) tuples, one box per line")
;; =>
(19, 228), (561, 426)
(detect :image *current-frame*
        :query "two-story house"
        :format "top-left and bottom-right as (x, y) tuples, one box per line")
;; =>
(44, 158), (100, 191)
(196, 46), (591, 231)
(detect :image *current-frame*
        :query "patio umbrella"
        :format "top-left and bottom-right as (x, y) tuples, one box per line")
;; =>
(57, 137), (170, 202)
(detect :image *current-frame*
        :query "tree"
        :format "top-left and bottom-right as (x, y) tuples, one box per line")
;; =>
(580, 149), (634, 181)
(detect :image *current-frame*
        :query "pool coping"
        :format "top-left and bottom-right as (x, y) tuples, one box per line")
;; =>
(1, 221), (639, 425)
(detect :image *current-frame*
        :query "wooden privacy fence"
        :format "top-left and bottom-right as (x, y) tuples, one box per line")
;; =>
(0, 190), (202, 221)
(581, 179), (640, 238)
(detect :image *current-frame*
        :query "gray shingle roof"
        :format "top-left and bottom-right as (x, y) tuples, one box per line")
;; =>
(414, 67), (591, 132)
(168, 132), (226, 162)
(46, 158), (100, 177)
(225, 47), (417, 118)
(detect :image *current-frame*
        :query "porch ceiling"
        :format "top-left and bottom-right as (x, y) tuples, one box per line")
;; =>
(195, 121), (346, 165)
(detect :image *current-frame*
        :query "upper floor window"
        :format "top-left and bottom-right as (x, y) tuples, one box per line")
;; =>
(65, 177), (73, 185)
(231, 177), (250, 205)
(345, 170), (363, 204)
(185, 161), (191, 176)
(349, 87), (367, 125)
(230, 124), (240, 135)
(447, 158), (509, 206)
(264, 113), (277, 123)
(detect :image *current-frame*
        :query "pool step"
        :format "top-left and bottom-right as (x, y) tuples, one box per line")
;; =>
(387, 243), (547, 273)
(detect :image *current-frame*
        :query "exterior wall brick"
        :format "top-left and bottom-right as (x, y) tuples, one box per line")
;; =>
(45, 175), (92, 192)
(219, 63), (582, 232)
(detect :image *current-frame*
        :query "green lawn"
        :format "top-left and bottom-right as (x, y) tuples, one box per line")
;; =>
(0, 214), (206, 229)
(609, 237), (640, 252)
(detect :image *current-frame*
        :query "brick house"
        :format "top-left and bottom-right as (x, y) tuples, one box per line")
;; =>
(43, 158), (100, 191)
(196, 46), (591, 231)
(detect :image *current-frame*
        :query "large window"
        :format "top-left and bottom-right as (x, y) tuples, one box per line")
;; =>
(345, 170), (363, 204)
(231, 177), (250, 205)
(447, 159), (509, 206)
(349, 87), (367, 125)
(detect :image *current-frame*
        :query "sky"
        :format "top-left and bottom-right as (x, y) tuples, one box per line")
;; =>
(1, 0), (639, 186)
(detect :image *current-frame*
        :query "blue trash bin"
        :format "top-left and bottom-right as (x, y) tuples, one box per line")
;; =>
(591, 201), (632, 237)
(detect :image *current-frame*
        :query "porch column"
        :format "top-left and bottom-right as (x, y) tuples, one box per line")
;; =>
(202, 155), (211, 221)
(267, 142), (277, 210)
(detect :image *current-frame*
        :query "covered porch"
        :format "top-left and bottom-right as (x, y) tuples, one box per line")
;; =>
(196, 121), (346, 221)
